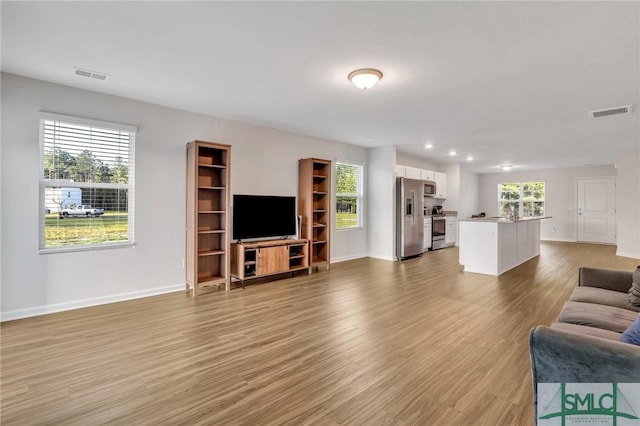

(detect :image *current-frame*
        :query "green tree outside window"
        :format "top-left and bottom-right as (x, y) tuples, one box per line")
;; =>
(499, 182), (545, 218)
(336, 162), (363, 229)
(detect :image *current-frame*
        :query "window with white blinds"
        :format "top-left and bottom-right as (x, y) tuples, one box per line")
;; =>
(335, 161), (364, 229)
(39, 113), (136, 252)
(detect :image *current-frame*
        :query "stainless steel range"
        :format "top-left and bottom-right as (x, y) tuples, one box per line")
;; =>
(431, 215), (446, 250)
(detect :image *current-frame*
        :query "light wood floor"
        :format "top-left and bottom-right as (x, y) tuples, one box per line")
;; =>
(1, 242), (638, 425)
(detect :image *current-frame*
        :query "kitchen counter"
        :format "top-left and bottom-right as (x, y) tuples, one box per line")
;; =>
(460, 216), (551, 223)
(458, 216), (551, 275)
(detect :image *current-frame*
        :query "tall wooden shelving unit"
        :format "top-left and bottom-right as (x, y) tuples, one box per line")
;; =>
(299, 158), (331, 271)
(186, 140), (231, 296)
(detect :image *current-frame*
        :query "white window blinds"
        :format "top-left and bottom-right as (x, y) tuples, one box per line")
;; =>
(39, 113), (136, 252)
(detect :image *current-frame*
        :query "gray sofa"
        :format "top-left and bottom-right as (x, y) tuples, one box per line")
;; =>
(529, 267), (640, 424)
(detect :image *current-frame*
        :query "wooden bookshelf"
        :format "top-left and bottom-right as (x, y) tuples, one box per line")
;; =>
(186, 140), (231, 296)
(299, 158), (331, 271)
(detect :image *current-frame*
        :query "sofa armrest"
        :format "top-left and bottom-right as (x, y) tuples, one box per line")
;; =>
(529, 326), (640, 424)
(578, 266), (632, 293)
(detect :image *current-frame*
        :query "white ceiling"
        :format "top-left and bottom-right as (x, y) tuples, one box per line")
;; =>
(2, 1), (639, 173)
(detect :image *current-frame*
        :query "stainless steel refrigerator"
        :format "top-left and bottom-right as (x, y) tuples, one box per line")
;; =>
(396, 178), (424, 259)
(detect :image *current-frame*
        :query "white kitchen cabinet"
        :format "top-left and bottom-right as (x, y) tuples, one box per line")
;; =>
(445, 216), (457, 245)
(421, 169), (435, 181)
(434, 171), (447, 198)
(458, 218), (546, 275)
(405, 166), (422, 180)
(423, 217), (432, 251)
(395, 165), (406, 178)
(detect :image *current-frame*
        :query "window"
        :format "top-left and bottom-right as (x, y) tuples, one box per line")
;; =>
(498, 181), (545, 218)
(335, 161), (363, 229)
(40, 113), (136, 252)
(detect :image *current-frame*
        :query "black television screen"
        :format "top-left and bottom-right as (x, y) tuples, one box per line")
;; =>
(233, 194), (297, 240)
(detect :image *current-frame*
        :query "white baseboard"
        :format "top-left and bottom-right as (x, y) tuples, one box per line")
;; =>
(616, 250), (640, 260)
(1, 284), (184, 322)
(331, 253), (368, 263)
(367, 253), (395, 262)
(541, 237), (577, 243)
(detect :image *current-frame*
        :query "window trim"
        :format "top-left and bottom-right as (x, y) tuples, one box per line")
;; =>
(39, 112), (137, 254)
(497, 181), (546, 218)
(335, 160), (364, 230)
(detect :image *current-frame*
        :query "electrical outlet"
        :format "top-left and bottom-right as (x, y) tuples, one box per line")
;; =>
(182, 258), (185, 269)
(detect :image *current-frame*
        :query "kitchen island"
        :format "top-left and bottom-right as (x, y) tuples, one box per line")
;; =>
(458, 216), (551, 275)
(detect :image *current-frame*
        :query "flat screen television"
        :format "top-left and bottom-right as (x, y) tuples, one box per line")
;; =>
(233, 194), (297, 241)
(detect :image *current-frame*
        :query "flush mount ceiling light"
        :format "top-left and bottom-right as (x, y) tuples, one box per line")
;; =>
(348, 68), (383, 89)
(424, 142), (433, 149)
(501, 165), (513, 171)
(449, 150), (457, 156)
(466, 155), (474, 161)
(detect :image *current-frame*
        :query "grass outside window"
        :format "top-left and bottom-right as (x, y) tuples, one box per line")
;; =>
(45, 212), (129, 247)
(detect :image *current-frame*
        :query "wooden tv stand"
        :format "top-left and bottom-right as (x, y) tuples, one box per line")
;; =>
(230, 239), (310, 288)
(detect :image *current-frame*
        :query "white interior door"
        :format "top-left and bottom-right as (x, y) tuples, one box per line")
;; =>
(577, 178), (616, 244)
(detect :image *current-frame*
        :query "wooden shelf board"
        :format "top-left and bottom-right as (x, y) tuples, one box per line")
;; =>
(313, 210), (326, 213)
(198, 229), (225, 234)
(197, 276), (226, 285)
(236, 239), (308, 249)
(312, 240), (327, 245)
(198, 210), (226, 214)
(244, 261), (256, 265)
(312, 224), (327, 228)
(288, 266), (308, 272)
(198, 164), (226, 169)
(198, 250), (225, 256)
(312, 174), (327, 179)
(289, 255), (305, 260)
(198, 186), (226, 190)
(312, 191), (327, 195)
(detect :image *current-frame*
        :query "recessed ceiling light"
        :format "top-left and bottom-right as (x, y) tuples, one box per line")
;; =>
(424, 142), (433, 149)
(466, 155), (473, 161)
(501, 165), (513, 171)
(348, 68), (383, 89)
(449, 150), (457, 156)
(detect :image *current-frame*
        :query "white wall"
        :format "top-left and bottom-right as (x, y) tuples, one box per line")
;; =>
(441, 163), (460, 213)
(0, 73), (368, 320)
(395, 152), (438, 171)
(478, 165), (617, 242)
(616, 148), (640, 259)
(459, 166), (479, 220)
(367, 146), (395, 260)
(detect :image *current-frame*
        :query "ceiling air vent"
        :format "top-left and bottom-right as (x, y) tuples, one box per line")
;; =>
(589, 105), (633, 118)
(74, 68), (110, 81)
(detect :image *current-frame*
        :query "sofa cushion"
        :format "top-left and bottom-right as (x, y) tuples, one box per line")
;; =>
(621, 314), (640, 345)
(551, 322), (622, 342)
(628, 266), (640, 307)
(579, 266), (633, 293)
(557, 301), (637, 333)
(570, 286), (640, 312)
